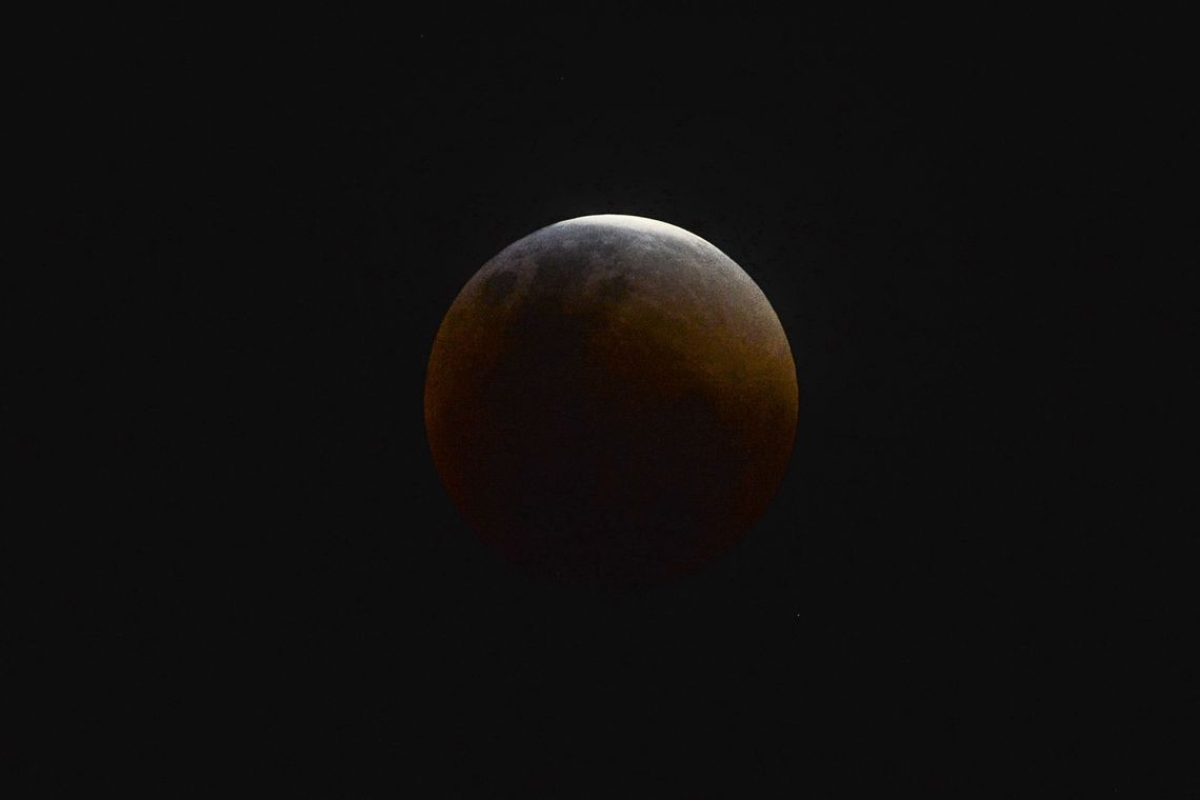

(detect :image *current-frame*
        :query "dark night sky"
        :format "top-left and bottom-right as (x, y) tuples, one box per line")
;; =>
(17, 8), (1193, 795)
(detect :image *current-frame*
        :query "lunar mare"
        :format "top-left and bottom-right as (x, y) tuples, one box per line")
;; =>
(424, 215), (798, 588)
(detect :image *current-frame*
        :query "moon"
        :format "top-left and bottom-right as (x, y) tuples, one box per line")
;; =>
(424, 215), (798, 588)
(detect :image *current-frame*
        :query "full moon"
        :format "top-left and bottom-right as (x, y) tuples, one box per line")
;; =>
(424, 215), (798, 588)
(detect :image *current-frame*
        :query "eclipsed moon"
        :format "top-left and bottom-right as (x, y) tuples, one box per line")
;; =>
(424, 215), (798, 588)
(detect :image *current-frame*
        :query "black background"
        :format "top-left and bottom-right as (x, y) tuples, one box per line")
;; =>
(18, 8), (1193, 795)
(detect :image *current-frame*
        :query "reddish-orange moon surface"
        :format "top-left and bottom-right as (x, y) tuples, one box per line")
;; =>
(424, 215), (798, 588)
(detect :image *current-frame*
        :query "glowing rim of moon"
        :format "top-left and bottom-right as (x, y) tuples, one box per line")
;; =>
(551, 214), (714, 246)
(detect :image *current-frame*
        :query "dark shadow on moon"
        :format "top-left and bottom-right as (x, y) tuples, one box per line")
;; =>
(463, 240), (749, 587)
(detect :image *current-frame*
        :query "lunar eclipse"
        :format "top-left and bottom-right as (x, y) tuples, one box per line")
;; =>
(424, 215), (798, 588)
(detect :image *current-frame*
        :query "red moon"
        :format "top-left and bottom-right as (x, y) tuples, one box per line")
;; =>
(424, 215), (798, 588)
